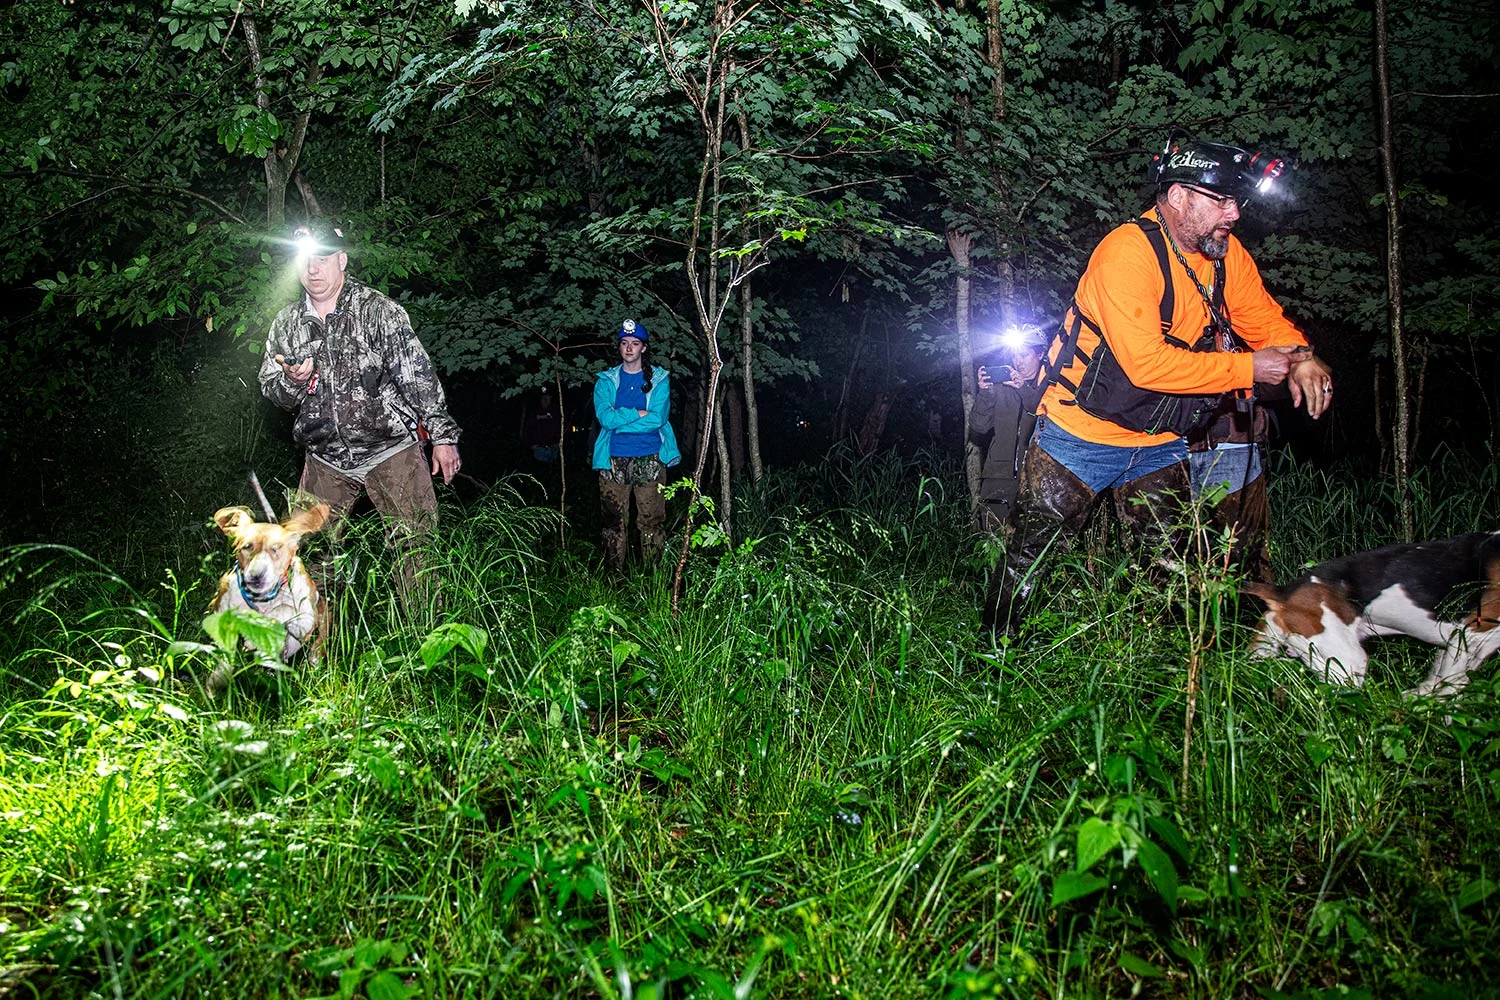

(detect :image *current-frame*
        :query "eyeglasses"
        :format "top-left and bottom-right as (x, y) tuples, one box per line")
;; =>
(1182, 185), (1240, 211)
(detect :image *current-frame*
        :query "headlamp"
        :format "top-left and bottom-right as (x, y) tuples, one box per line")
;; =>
(1151, 130), (1287, 203)
(289, 223), (346, 259)
(1248, 151), (1285, 195)
(997, 324), (1048, 352)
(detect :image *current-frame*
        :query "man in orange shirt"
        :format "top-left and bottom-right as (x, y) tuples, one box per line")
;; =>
(985, 133), (1334, 633)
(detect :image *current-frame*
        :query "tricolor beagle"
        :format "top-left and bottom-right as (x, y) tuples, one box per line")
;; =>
(1244, 532), (1500, 697)
(212, 504), (330, 663)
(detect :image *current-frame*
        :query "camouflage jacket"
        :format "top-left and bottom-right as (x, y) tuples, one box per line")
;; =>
(259, 279), (461, 469)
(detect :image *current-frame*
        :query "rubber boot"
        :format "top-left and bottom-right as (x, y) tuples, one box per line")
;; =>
(1213, 474), (1274, 584)
(984, 445), (1097, 635)
(1112, 459), (1191, 576)
(599, 478), (631, 571)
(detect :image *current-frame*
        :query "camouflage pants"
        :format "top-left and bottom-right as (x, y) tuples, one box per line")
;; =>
(299, 443), (438, 608)
(599, 455), (666, 570)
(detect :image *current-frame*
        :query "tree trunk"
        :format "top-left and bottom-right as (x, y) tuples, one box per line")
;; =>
(667, 11), (733, 613)
(832, 316), (866, 443)
(293, 171), (323, 218)
(985, 0), (1005, 121)
(714, 389), (734, 532)
(553, 368), (568, 544)
(734, 109), (764, 484)
(1374, 0), (1413, 541)
(241, 14), (318, 228)
(948, 229), (982, 507)
(1412, 340), (1429, 458)
(985, 0), (1016, 328)
(726, 382), (746, 475)
(857, 392), (892, 457)
(739, 279), (763, 482)
(1373, 362), (1389, 474)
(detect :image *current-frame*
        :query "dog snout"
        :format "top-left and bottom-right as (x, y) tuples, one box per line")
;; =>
(243, 550), (280, 588)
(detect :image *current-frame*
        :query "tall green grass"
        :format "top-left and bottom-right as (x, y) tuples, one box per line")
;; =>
(1, 458), (1496, 998)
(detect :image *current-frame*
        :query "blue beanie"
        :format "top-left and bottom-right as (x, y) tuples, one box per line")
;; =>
(617, 318), (648, 342)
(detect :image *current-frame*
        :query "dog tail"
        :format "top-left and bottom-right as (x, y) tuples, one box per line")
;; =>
(1240, 581), (1282, 608)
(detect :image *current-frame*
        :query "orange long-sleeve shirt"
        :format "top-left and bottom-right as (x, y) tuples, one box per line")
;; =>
(1040, 207), (1308, 447)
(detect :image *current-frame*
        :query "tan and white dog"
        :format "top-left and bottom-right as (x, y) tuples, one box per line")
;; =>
(1244, 532), (1500, 697)
(212, 504), (330, 662)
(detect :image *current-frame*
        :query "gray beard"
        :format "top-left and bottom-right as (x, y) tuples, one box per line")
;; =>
(1196, 233), (1230, 259)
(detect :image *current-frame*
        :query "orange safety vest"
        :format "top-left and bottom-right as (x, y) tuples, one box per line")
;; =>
(1035, 209), (1307, 448)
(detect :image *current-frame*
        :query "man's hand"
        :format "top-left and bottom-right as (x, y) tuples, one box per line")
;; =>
(431, 443), (461, 485)
(637, 409), (649, 417)
(1250, 346), (1299, 386)
(275, 354), (314, 384)
(1287, 354), (1334, 420)
(976, 366), (994, 391)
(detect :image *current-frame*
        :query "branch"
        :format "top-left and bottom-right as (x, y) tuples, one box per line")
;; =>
(1396, 90), (1500, 99)
(293, 171), (323, 217)
(282, 57), (322, 173)
(241, 13), (270, 113)
(0, 169), (248, 231)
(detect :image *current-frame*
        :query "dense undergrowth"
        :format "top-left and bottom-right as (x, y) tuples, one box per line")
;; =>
(1, 449), (1497, 999)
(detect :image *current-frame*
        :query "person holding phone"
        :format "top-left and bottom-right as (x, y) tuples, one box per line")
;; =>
(969, 326), (1048, 532)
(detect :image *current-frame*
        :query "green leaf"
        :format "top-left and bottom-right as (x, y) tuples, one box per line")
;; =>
(1136, 838), (1178, 913)
(1075, 817), (1122, 872)
(611, 639), (641, 672)
(1177, 885), (1210, 904)
(352, 938), (388, 971)
(202, 607), (287, 658)
(1145, 815), (1193, 863)
(1117, 952), (1163, 978)
(1051, 871), (1109, 907)
(1456, 877), (1497, 910)
(418, 622), (489, 667)
(1304, 738), (1335, 768)
(1102, 753), (1136, 789)
(366, 970), (414, 1000)
(365, 753), (403, 792)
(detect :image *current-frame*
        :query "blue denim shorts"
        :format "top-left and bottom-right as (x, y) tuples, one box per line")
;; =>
(1034, 420), (1188, 494)
(1189, 442), (1262, 498)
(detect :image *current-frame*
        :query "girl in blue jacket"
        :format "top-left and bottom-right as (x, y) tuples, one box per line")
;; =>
(594, 320), (680, 569)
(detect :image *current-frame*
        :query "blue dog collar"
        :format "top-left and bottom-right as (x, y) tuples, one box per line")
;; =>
(235, 566), (285, 606)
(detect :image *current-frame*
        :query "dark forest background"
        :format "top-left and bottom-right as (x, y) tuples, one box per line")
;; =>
(2, 0), (1497, 561)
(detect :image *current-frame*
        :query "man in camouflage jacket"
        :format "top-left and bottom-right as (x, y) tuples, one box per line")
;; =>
(260, 223), (462, 605)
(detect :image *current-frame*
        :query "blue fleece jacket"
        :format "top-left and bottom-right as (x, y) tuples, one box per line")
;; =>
(592, 364), (681, 470)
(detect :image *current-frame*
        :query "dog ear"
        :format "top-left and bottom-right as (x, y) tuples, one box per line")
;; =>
(282, 502), (330, 539)
(1240, 581), (1283, 609)
(213, 506), (258, 537)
